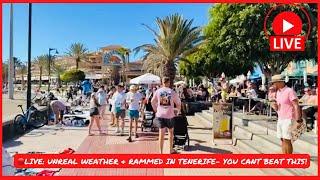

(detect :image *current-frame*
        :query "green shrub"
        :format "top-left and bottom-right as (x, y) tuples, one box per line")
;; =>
(60, 69), (85, 83)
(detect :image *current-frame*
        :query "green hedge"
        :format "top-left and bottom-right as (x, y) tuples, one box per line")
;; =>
(60, 69), (85, 83)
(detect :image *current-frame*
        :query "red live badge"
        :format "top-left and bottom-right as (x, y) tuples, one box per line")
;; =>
(264, 4), (311, 52)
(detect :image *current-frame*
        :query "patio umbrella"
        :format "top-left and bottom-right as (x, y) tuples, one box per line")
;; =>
(129, 73), (161, 84)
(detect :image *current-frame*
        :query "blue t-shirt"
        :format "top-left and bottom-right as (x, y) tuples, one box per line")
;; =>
(82, 81), (92, 94)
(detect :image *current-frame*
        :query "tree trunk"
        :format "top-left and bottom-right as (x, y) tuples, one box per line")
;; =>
(21, 73), (25, 89)
(57, 74), (61, 88)
(76, 58), (79, 70)
(163, 60), (176, 88)
(39, 68), (42, 88)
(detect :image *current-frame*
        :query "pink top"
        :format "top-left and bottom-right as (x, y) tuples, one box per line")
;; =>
(276, 86), (298, 120)
(152, 87), (181, 119)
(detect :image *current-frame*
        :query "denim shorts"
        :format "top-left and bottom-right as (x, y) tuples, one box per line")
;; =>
(129, 110), (139, 119)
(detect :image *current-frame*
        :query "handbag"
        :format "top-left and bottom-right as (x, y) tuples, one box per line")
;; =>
(290, 120), (307, 143)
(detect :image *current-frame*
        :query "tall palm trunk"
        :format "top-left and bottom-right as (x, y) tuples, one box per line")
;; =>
(76, 58), (80, 70)
(57, 74), (62, 88)
(163, 60), (176, 87)
(39, 67), (42, 87)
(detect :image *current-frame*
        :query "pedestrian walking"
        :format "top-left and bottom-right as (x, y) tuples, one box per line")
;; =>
(88, 91), (105, 136)
(126, 85), (143, 142)
(151, 77), (181, 154)
(107, 86), (117, 126)
(97, 85), (107, 121)
(113, 83), (127, 136)
(66, 86), (73, 102)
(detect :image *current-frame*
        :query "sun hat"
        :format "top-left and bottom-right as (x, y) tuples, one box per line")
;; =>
(270, 74), (285, 83)
(117, 82), (124, 87)
(130, 85), (137, 91)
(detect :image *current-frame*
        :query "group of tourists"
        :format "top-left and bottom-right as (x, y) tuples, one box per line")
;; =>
(84, 77), (181, 154)
(47, 73), (318, 155)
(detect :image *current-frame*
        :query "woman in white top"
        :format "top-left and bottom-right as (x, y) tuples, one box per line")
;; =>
(88, 92), (105, 136)
(97, 85), (107, 120)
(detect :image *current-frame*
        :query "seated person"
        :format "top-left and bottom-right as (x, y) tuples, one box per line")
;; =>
(246, 82), (258, 99)
(72, 96), (83, 106)
(244, 82), (258, 112)
(300, 87), (318, 130)
(228, 87), (237, 97)
(250, 86), (275, 114)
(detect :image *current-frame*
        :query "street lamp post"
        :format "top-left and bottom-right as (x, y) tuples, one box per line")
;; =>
(48, 48), (58, 92)
(26, 3), (32, 109)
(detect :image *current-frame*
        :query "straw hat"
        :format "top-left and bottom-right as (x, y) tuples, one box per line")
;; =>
(130, 85), (137, 91)
(270, 74), (285, 83)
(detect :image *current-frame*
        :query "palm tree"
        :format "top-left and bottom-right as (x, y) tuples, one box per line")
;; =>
(66, 42), (88, 69)
(33, 55), (48, 87)
(2, 61), (8, 85)
(13, 57), (22, 82)
(117, 47), (131, 83)
(134, 14), (203, 86)
(17, 63), (27, 89)
(52, 63), (66, 88)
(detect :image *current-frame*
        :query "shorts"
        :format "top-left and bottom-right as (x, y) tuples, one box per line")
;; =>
(129, 110), (139, 119)
(90, 107), (99, 117)
(115, 109), (126, 119)
(277, 119), (293, 140)
(155, 117), (175, 129)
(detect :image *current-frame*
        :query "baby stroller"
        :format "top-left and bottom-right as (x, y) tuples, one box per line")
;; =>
(141, 111), (156, 132)
(141, 96), (157, 132)
(173, 115), (190, 150)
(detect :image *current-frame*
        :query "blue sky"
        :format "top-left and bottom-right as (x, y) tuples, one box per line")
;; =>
(2, 3), (211, 63)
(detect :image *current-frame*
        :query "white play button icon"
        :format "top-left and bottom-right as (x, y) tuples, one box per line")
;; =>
(283, 19), (294, 33)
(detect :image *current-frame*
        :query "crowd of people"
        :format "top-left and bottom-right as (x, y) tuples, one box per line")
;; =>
(46, 74), (317, 154)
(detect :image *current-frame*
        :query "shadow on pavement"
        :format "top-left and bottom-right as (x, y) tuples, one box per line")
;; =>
(188, 126), (212, 130)
(190, 138), (207, 143)
(186, 143), (233, 154)
(3, 140), (23, 148)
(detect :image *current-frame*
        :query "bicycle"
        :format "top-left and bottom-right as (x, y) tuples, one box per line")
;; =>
(13, 104), (47, 134)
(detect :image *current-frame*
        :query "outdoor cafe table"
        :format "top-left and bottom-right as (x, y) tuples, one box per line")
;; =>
(228, 96), (238, 110)
(238, 97), (251, 113)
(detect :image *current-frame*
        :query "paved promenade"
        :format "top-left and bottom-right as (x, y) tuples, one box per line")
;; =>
(3, 107), (317, 176)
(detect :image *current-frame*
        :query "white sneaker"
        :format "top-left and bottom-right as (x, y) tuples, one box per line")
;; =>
(113, 129), (121, 135)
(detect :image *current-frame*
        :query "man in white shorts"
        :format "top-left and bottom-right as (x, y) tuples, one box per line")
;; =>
(270, 74), (302, 154)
